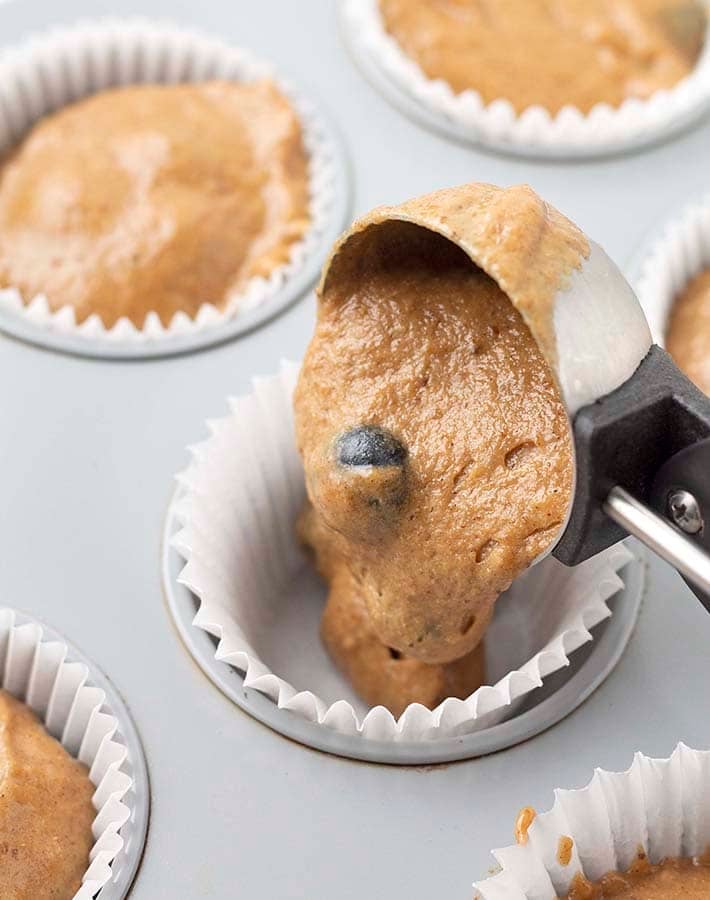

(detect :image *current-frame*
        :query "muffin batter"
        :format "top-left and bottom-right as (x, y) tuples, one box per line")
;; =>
(0, 80), (311, 327)
(379, 0), (706, 115)
(667, 268), (710, 395)
(295, 185), (577, 701)
(318, 562), (486, 715)
(0, 690), (95, 899)
(564, 856), (710, 898)
(514, 807), (537, 845)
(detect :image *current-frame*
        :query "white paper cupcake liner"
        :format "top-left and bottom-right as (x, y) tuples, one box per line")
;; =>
(633, 191), (710, 345)
(473, 743), (710, 898)
(343, 0), (710, 158)
(171, 361), (633, 743)
(0, 18), (343, 350)
(0, 607), (141, 899)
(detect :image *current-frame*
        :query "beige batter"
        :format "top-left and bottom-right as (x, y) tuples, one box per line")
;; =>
(667, 268), (710, 395)
(295, 184), (579, 711)
(379, 0), (706, 115)
(0, 690), (95, 899)
(330, 183), (591, 368)
(514, 807), (537, 845)
(564, 856), (710, 898)
(319, 570), (485, 716)
(0, 80), (311, 328)
(512, 813), (710, 899)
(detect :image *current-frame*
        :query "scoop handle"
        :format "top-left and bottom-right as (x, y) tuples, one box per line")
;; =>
(554, 345), (710, 608)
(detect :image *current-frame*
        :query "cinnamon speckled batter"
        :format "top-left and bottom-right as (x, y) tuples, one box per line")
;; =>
(564, 856), (710, 898)
(295, 185), (577, 709)
(667, 268), (710, 395)
(319, 570), (485, 716)
(379, 0), (706, 114)
(344, 183), (590, 367)
(0, 690), (95, 899)
(0, 81), (310, 327)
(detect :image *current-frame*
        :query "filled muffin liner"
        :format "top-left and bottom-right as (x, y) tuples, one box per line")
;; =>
(633, 191), (710, 345)
(343, 0), (710, 158)
(0, 607), (136, 899)
(0, 19), (340, 345)
(171, 362), (633, 743)
(473, 743), (710, 898)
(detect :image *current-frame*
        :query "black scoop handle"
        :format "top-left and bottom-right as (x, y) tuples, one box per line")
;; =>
(554, 345), (710, 606)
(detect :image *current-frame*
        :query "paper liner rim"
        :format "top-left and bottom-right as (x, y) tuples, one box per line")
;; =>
(0, 607), (137, 899)
(171, 361), (633, 741)
(0, 18), (340, 345)
(473, 743), (710, 898)
(344, 0), (710, 154)
(633, 190), (710, 346)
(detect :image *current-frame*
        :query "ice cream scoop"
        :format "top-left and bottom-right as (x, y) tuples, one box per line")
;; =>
(328, 184), (710, 607)
(295, 183), (710, 705)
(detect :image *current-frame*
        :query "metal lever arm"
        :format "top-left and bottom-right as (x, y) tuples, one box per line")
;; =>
(604, 486), (710, 610)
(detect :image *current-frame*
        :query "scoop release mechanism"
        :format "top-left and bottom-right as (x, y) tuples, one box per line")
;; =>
(554, 345), (710, 610)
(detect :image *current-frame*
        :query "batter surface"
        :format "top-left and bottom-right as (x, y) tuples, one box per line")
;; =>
(667, 268), (710, 395)
(379, 0), (706, 114)
(295, 214), (574, 675)
(0, 80), (310, 327)
(318, 568), (485, 715)
(0, 689), (95, 899)
(564, 856), (710, 898)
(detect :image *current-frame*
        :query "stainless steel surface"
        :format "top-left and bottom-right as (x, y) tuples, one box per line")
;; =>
(605, 487), (710, 596)
(668, 489), (705, 535)
(2, 0), (710, 897)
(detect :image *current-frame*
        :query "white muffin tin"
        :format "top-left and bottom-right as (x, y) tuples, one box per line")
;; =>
(2, 0), (710, 897)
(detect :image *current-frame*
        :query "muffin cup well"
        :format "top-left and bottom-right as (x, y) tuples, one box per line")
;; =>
(0, 19), (345, 354)
(0, 607), (146, 900)
(342, 0), (710, 159)
(632, 192), (710, 346)
(171, 362), (633, 743)
(473, 743), (710, 898)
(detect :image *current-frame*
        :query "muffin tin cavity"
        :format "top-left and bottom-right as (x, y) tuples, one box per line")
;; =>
(0, 609), (149, 900)
(162, 364), (645, 764)
(0, 20), (350, 359)
(341, 0), (710, 159)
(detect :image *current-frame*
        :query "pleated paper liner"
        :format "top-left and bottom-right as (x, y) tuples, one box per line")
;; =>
(633, 191), (710, 345)
(171, 362), (633, 743)
(342, 0), (710, 159)
(0, 608), (147, 899)
(0, 19), (346, 355)
(474, 744), (710, 899)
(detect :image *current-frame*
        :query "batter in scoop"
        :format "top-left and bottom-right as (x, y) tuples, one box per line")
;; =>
(0, 690), (95, 899)
(379, 0), (706, 115)
(295, 206), (575, 709)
